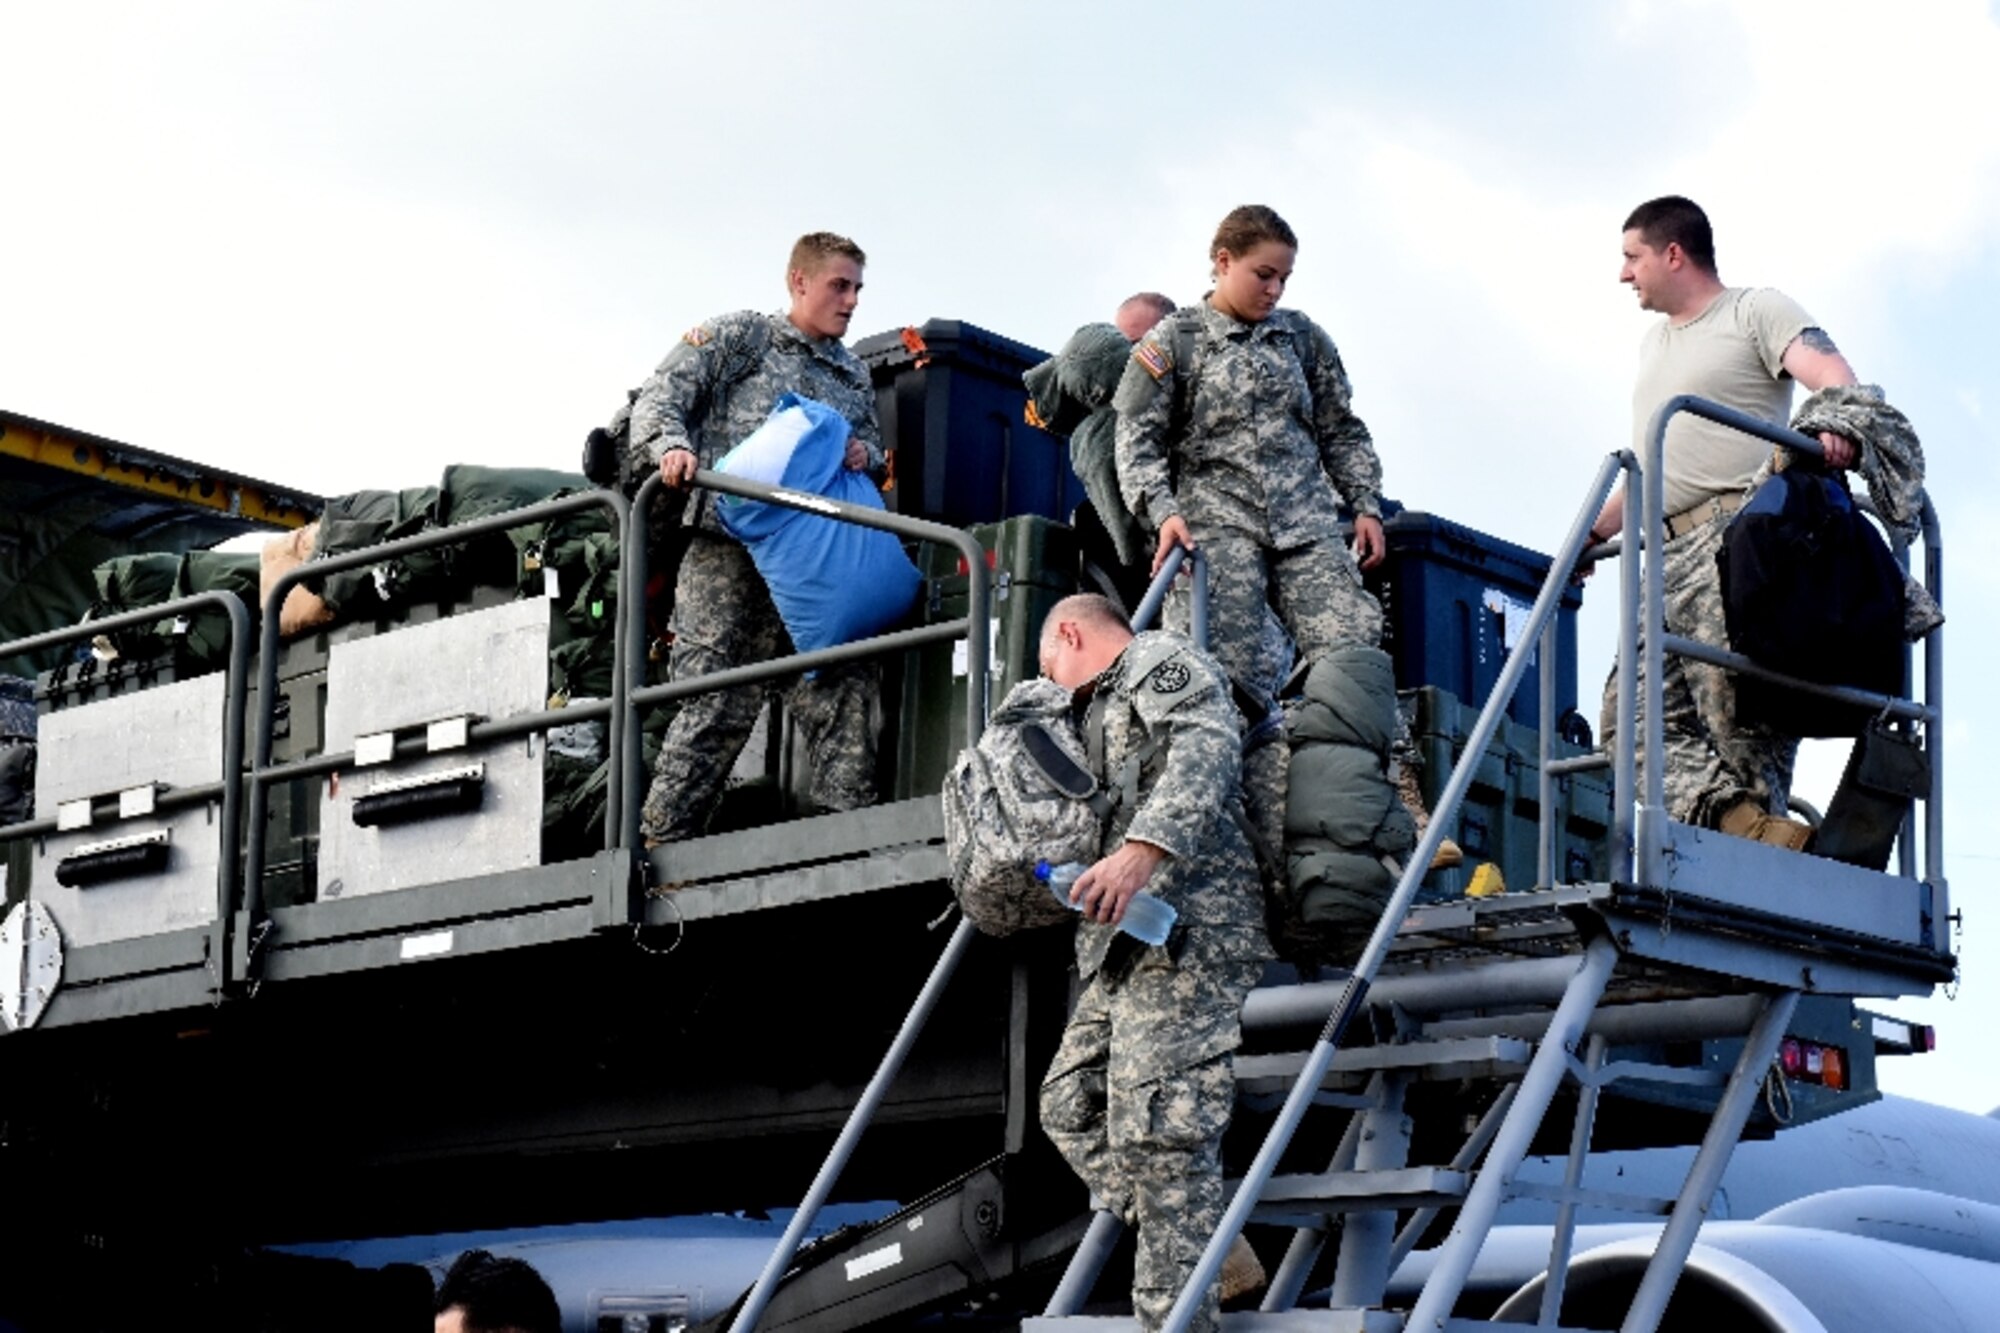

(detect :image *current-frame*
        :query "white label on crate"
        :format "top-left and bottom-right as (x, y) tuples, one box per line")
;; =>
(1482, 588), (1538, 660)
(400, 930), (454, 961)
(844, 1242), (903, 1283)
(950, 621), (1003, 679)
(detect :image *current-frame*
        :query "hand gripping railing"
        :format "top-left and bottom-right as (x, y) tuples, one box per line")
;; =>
(242, 487), (632, 988)
(1157, 453), (1630, 1333)
(624, 471), (992, 1333)
(621, 471), (992, 852)
(0, 592), (253, 988)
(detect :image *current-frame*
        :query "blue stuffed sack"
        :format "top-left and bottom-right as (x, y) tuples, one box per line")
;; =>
(716, 393), (920, 655)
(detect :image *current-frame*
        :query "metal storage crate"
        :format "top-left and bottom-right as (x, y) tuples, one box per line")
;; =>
(889, 516), (1079, 800)
(1365, 510), (1584, 729)
(853, 319), (1086, 529)
(1409, 684), (1610, 898)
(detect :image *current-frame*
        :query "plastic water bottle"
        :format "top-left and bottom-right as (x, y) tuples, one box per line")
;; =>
(1034, 860), (1178, 947)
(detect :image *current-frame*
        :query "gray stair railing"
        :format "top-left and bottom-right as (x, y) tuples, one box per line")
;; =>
(1154, 450), (1631, 1333)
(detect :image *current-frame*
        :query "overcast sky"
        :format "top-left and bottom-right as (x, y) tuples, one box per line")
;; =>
(5, 1), (1997, 1114)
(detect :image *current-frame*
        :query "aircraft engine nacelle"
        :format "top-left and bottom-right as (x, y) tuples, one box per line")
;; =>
(1490, 1187), (2000, 1332)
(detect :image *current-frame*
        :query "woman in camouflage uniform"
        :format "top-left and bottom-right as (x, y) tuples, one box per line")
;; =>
(1112, 205), (1393, 853)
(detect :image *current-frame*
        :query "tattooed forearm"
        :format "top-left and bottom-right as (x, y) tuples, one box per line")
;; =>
(1797, 327), (1840, 355)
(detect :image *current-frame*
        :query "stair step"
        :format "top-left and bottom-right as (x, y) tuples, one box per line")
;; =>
(1248, 1167), (1469, 1224)
(1236, 1035), (1533, 1094)
(1022, 1311), (1402, 1333)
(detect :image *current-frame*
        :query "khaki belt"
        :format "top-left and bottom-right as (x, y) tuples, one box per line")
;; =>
(1664, 491), (1747, 541)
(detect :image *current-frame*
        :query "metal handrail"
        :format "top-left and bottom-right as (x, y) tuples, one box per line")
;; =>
(0, 591), (253, 983)
(241, 487), (632, 986)
(632, 469), (996, 1333)
(623, 470), (993, 849)
(1156, 449), (1629, 1333)
(1636, 395), (1944, 890)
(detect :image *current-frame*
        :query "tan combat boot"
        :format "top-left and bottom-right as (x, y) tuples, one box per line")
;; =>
(1219, 1234), (1267, 1303)
(1395, 764), (1464, 871)
(1717, 799), (1813, 852)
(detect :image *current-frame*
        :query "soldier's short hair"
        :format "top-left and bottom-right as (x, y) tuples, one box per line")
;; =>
(1623, 196), (1717, 275)
(1211, 205), (1298, 261)
(1119, 292), (1176, 324)
(788, 232), (867, 282)
(434, 1249), (560, 1333)
(1041, 593), (1133, 652)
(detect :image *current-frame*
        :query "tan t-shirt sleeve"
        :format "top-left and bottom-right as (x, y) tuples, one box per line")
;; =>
(1737, 288), (1816, 379)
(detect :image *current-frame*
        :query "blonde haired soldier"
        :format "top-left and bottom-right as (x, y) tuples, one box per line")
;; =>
(637, 231), (885, 846)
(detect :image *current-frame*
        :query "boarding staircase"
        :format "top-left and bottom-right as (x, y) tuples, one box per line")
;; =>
(729, 397), (1950, 1333)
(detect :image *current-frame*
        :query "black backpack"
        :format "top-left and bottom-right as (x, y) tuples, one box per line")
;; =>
(1717, 466), (1906, 737)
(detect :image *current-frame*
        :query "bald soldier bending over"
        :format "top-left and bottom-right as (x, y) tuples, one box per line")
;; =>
(1035, 593), (1269, 1331)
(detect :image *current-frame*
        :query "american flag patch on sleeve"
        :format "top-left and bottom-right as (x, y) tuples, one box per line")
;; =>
(1134, 340), (1171, 380)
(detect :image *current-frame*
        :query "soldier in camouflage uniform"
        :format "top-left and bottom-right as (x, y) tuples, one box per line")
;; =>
(1591, 197), (1861, 848)
(1114, 205), (1388, 856)
(637, 232), (886, 845)
(1035, 594), (1269, 1333)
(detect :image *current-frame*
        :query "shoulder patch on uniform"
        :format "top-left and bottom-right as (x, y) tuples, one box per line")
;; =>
(682, 325), (712, 348)
(1149, 661), (1192, 694)
(1134, 339), (1172, 381)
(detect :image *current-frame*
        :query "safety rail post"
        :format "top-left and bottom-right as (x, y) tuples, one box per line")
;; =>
(664, 466), (992, 1333)
(241, 487), (631, 988)
(1157, 452), (1626, 1333)
(0, 592), (253, 995)
(1127, 543), (1197, 634)
(1920, 497), (1946, 940)
(1538, 616), (1557, 889)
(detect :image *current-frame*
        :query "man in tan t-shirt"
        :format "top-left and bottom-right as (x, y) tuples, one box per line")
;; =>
(1589, 195), (1858, 848)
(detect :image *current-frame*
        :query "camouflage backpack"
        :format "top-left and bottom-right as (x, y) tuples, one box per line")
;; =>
(941, 677), (1111, 937)
(582, 316), (778, 492)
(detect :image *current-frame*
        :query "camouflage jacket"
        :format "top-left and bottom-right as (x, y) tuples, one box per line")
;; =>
(1073, 629), (1269, 980)
(1113, 301), (1382, 549)
(634, 310), (884, 533)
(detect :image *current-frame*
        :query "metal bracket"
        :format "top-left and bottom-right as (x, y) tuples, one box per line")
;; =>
(0, 901), (64, 1031)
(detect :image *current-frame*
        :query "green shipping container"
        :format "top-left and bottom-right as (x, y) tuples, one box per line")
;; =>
(890, 516), (1079, 800)
(1410, 685), (1612, 898)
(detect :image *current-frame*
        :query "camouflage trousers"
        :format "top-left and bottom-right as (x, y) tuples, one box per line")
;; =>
(1040, 941), (1264, 1333)
(1167, 528), (1389, 858)
(641, 534), (877, 842)
(1598, 512), (1796, 827)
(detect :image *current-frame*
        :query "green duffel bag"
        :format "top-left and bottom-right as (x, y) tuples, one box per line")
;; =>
(435, 463), (588, 590)
(89, 550), (259, 670)
(309, 485), (443, 614)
